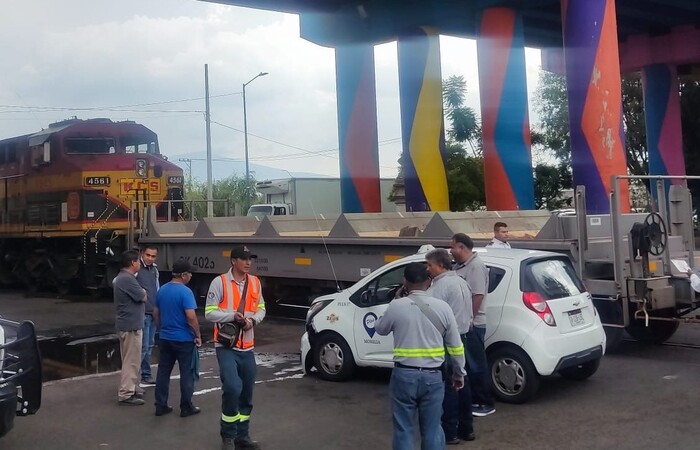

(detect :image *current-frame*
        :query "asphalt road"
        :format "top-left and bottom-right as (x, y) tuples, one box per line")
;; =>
(3, 291), (700, 449)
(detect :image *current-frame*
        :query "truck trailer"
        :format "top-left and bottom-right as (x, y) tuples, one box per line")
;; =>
(248, 177), (398, 216)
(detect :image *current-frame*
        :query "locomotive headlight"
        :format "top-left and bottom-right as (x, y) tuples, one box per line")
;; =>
(136, 159), (147, 177)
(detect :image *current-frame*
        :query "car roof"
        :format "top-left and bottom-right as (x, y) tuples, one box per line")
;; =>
(393, 246), (563, 267)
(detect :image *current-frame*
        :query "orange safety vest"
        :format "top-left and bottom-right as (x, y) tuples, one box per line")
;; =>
(213, 273), (261, 350)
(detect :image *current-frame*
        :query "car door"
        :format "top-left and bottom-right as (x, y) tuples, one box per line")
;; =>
(350, 263), (407, 363)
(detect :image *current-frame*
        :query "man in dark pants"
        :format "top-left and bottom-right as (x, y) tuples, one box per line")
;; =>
(137, 245), (159, 387)
(425, 248), (475, 443)
(452, 233), (496, 417)
(206, 245), (266, 450)
(153, 258), (202, 417)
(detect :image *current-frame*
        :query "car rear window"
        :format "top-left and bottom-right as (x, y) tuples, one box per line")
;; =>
(486, 266), (505, 294)
(521, 257), (585, 300)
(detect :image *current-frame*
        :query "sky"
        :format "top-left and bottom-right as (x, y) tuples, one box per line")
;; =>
(0, 0), (543, 180)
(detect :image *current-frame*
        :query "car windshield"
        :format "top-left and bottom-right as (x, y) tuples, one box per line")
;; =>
(65, 137), (116, 154)
(523, 258), (585, 300)
(123, 137), (159, 154)
(247, 205), (273, 217)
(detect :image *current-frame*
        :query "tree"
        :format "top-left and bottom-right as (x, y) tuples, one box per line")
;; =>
(442, 75), (485, 210)
(183, 175), (259, 218)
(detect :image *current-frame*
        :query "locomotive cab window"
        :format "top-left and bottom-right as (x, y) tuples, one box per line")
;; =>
(66, 138), (116, 154)
(124, 138), (159, 155)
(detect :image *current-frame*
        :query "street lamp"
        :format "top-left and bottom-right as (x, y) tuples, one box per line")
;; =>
(243, 71), (268, 204)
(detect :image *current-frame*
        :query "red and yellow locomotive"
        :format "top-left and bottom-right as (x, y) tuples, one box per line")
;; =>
(0, 118), (184, 293)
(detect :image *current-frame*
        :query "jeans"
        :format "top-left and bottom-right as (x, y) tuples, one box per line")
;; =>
(141, 314), (157, 381)
(389, 367), (445, 450)
(155, 339), (196, 409)
(442, 334), (473, 439)
(465, 326), (493, 407)
(217, 348), (257, 440)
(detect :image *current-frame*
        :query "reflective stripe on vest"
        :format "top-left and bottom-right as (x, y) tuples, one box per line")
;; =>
(212, 273), (261, 349)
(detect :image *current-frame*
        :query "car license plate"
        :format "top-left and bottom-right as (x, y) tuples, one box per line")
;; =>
(568, 309), (584, 327)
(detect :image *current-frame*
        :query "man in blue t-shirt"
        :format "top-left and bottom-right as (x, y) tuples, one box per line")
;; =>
(153, 258), (202, 417)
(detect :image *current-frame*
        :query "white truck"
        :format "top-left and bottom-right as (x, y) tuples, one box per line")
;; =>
(247, 177), (398, 216)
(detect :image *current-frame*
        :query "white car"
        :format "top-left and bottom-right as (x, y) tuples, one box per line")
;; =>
(301, 246), (606, 404)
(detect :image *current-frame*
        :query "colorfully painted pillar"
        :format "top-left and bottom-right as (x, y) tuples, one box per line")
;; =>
(335, 43), (381, 213)
(477, 8), (535, 211)
(642, 64), (686, 186)
(562, 0), (629, 214)
(397, 28), (449, 212)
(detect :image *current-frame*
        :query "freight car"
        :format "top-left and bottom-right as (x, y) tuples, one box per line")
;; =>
(0, 118), (184, 293)
(138, 176), (700, 350)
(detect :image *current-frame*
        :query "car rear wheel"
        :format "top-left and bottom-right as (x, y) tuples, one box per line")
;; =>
(558, 358), (601, 381)
(313, 333), (355, 381)
(488, 346), (540, 404)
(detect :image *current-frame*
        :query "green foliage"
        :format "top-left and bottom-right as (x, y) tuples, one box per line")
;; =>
(442, 75), (485, 210)
(183, 175), (259, 218)
(445, 143), (485, 211)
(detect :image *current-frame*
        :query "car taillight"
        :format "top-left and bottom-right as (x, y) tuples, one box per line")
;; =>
(522, 291), (556, 326)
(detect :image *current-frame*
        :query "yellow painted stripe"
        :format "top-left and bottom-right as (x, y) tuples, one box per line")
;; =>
(295, 258), (312, 266)
(384, 255), (403, 263)
(222, 250), (231, 257)
(649, 261), (657, 272)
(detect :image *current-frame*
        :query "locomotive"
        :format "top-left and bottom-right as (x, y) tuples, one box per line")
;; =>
(0, 118), (184, 294)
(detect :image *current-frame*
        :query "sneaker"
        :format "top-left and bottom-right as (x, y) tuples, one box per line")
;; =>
(472, 404), (496, 417)
(133, 392), (144, 400)
(140, 379), (156, 388)
(118, 395), (145, 406)
(234, 438), (262, 450)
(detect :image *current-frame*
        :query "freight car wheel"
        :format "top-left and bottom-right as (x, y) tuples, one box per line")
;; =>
(625, 318), (679, 344)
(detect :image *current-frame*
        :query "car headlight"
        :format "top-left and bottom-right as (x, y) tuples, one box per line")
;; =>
(306, 299), (333, 324)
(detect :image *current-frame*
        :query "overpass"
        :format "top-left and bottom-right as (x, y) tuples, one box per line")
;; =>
(205, 0), (700, 214)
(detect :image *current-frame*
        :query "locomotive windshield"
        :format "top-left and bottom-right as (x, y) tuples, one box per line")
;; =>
(123, 136), (159, 155)
(65, 137), (116, 154)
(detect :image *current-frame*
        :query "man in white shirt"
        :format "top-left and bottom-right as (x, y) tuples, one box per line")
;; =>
(687, 268), (700, 293)
(486, 222), (510, 249)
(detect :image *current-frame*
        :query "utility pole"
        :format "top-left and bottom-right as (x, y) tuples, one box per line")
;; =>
(204, 64), (213, 217)
(178, 158), (193, 186)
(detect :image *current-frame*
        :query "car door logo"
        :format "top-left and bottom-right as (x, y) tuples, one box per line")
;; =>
(363, 312), (377, 338)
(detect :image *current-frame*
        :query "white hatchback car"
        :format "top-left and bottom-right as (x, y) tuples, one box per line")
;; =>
(301, 246), (606, 403)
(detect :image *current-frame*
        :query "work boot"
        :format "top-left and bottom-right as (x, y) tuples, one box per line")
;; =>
(222, 438), (236, 450)
(235, 438), (262, 450)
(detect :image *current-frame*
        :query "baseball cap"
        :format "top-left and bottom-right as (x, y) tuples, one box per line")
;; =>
(172, 258), (194, 275)
(230, 245), (257, 260)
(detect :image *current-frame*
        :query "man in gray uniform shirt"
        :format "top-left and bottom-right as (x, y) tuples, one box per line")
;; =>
(375, 262), (466, 450)
(113, 249), (147, 406)
(451, 233), (496, 417)
(426, 248), (475, 443)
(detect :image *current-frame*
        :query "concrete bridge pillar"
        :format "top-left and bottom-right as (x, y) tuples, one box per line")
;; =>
(477, 7), (535, 211)
(642, 64), (686, 185)
(397, 27), (449, 212)
(562, 0), (629, 213)
(335, 43), (381, 213)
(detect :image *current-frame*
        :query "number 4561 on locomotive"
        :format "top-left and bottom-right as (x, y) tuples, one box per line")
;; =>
(0, 118), (184, 294)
